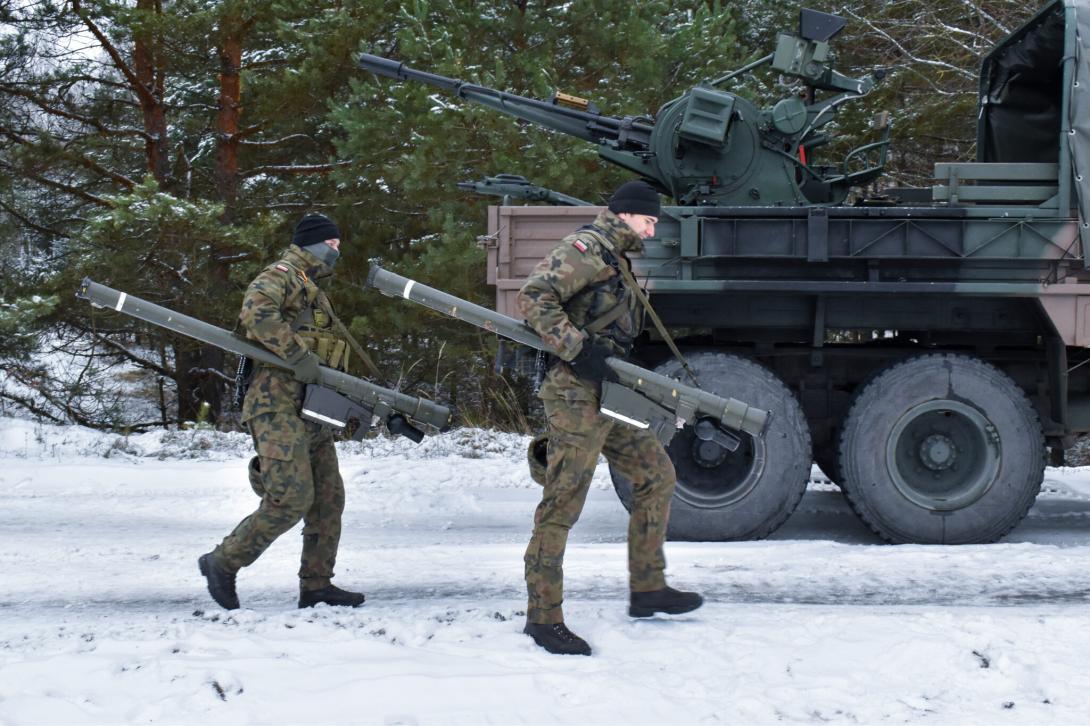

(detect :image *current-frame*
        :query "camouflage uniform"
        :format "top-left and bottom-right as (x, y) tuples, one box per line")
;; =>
(212, 244), (350, 593)
(517, 209), (677, 625)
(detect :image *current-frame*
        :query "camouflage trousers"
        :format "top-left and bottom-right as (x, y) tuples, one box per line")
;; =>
(213, 412), (346, 591)
(526, 395), (676, 624)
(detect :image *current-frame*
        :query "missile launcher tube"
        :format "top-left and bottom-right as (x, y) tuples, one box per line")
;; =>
(364, 266), (769, 437)
(75, 278), (452, 431)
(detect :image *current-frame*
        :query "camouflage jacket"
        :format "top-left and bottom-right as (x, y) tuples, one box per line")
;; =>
(240, 244), (337, 422)
(517, 209), (644, 402)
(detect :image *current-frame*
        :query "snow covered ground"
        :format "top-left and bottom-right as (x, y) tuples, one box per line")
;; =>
(2, 417), (1090, 725)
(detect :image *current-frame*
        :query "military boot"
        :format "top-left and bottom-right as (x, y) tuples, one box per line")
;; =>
(523, 621), (592, 656)
(629, 586), (704, 618)
(198, 552), (239, 610)
(298, 584), (366, 608)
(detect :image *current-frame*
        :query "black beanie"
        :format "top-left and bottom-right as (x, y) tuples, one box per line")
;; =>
(292, 213), (341, 248)
(607, 180), (661, 218)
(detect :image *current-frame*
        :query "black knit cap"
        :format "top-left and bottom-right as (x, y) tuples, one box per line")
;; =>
(292, 213), (341, 248)
(607, 180), (661, 218)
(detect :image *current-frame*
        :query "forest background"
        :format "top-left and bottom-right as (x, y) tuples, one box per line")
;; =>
(0, 0), (1039, 432)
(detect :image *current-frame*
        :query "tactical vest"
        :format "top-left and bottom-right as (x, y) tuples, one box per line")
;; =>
(293, 300), (351, 372)
(563, 227), (644, 356)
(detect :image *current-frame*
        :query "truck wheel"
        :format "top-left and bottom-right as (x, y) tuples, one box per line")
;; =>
(837, 353), (1045, 544)
(610, 352), (811, 540)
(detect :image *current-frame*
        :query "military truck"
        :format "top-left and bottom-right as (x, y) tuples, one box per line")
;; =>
(360, 1), (1090, 544)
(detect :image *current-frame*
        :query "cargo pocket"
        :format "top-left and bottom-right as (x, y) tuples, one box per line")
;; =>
(254, 428), (300, 503)
(255, 428), (297, 462)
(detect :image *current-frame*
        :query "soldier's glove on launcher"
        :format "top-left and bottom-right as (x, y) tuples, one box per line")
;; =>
(291, 350), (323, 384)
(570, 341), (619, 386)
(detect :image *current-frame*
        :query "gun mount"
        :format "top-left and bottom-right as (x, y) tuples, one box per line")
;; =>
(359, 9), (887, 206)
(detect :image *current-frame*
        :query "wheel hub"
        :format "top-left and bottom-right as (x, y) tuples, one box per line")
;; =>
(694, 439), (729, 467)
(919, 434), (957, 471)
(885, 399), (1001, 511)
(670, 429), (765, 509)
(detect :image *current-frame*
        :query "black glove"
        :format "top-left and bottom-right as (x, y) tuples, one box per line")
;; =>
(569, 341), (618, 385)
(291, 350), (323, 384)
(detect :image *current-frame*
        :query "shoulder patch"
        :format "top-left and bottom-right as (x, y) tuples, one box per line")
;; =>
(572, 240), (588, 253)
(275, 264), (290, 273)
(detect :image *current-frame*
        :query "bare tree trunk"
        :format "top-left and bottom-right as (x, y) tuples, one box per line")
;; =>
(216, 15), (245, 223)
(133, 0), (171, 187)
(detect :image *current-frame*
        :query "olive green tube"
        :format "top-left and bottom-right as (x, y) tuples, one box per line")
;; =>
(364, 265), (769, 437)
(75, 278), (452, 431)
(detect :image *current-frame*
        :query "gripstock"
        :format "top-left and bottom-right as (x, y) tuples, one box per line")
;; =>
(363, 265), (770, 446)
(75, 278), (452, 441)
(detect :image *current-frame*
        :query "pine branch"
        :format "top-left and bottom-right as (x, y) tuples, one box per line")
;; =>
(0, 387), (66, 425)
(73, 9), (160, 110)
(0, 198), (72, 239)
(0, 84), (154, 141)
(1, 124), (138, 189)
(0, 159), (115, 208)
(240, 160), (355, 177)
(240, 134), (317, 148)
(91, 331), (175, 379)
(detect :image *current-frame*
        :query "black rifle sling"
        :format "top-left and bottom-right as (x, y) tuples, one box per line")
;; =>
(579, 228), (698, 385)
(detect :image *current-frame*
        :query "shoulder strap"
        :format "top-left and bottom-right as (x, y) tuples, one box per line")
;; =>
(583, 299), (632, 335)
(314, 290), (384, 381)
(579, 228), (698, 385)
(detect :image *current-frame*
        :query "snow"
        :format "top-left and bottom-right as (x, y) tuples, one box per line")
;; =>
(3, 417), (1090, 724)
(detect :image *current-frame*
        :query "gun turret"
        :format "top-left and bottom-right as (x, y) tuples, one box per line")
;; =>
(360, 8), (888, 207)
(75, 279), (452, 441)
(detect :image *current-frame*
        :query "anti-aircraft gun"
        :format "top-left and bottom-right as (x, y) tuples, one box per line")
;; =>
(360, 9), (888, 208)
(360, 2), (1090, 547)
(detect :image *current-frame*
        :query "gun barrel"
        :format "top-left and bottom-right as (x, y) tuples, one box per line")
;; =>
(359, 53), (464, 93)
(363, 266), (768, 436)
(75, 278), (452, 431)
(459, 175), (594, 207)
(358, 52), (652, 149)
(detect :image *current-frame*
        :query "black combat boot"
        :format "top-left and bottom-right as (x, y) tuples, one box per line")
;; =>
(629, 586), (704, 618)
(298, 584), (366, 608)
(523, 622), (592, 656)
(198, 552), (239, 610)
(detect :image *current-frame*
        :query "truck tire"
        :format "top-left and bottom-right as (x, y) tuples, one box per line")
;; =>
(611, 352), (811, 540)
(837, 353), (1045, 544)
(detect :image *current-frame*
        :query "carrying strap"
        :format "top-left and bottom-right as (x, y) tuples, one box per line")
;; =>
(274, 257), (384, 382)
(314, 290), (383, 381)
(579, 228), (698, 385)
(583, 296), (633, 335)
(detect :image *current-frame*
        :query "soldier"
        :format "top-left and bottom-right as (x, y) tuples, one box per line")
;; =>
(198, 213), (365, 610)
(517, 180), (703, 656)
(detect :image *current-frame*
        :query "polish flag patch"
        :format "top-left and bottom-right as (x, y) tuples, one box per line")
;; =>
(275, 264), (290, 272)
(572, 240), (588, 253)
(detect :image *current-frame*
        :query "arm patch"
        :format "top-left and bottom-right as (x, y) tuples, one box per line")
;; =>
(572, 240), (588, 253)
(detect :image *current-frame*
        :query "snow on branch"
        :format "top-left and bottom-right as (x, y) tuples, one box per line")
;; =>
(240, 160), (355, 177)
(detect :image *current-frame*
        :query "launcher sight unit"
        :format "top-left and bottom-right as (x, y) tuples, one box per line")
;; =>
(359, 8), (887, 207)
(76, 279), (452, 442)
